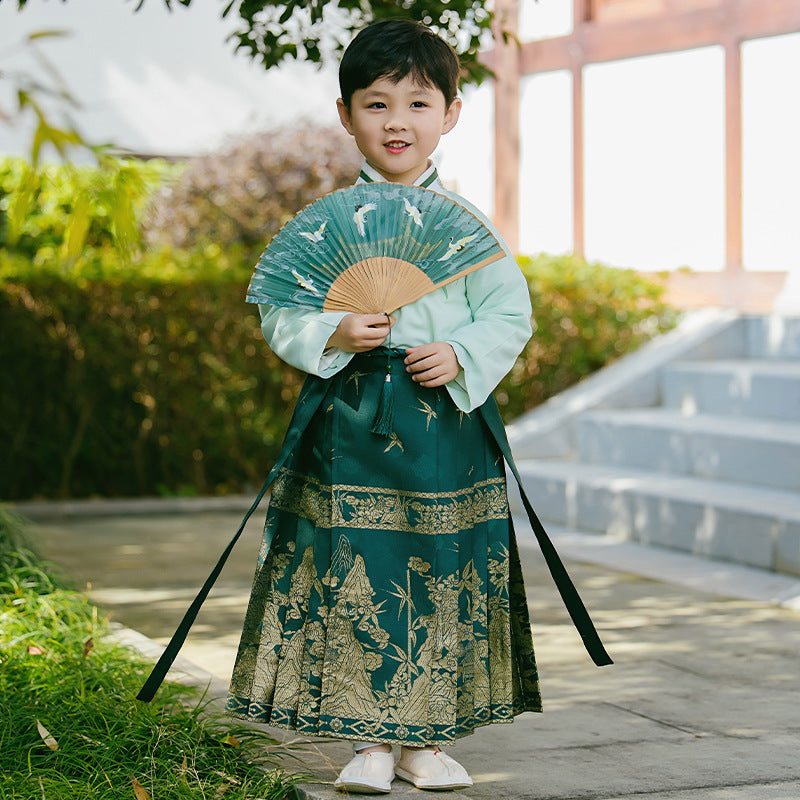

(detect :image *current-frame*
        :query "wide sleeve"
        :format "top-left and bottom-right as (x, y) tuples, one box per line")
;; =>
(441, 197), (532, 411)
(444, 254), (532, 411)
(259, 304), (355, 377)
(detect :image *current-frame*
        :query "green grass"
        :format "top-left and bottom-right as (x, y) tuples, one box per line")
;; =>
(0, 509), (305, 799)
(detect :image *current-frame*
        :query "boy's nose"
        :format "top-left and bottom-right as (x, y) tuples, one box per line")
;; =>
(384, 114), (408, 132)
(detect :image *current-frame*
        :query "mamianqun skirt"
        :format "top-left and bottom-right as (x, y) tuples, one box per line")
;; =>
(226, 349), (542, 745)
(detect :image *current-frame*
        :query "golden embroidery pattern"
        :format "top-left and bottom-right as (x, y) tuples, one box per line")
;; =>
(227, 533), (541, 744)
(384, 432), (404, 453)
(227, 356), (542, 746)
(416, 399), (437, 430)
(269, 468), (510, 535)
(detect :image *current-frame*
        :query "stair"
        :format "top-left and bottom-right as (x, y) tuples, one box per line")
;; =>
(508, 312), (800, 577)
(663, 360), (800, 421)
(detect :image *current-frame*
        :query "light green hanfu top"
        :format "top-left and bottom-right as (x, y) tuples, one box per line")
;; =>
(258, 161), (532, 412)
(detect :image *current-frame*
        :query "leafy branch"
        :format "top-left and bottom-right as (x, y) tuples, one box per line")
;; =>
(0, 29), (98, 165)
(0, 29), (159, 261)
(16, 0), (501, 85)
(213, 0), (497, 85)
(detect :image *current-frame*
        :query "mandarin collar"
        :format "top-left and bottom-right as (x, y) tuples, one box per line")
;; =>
(355, 160), (443, 191)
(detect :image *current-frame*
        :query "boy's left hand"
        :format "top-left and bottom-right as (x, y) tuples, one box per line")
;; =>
(404, 342), (460, 388)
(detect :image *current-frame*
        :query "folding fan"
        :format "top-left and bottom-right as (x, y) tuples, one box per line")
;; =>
(246, 183), (505, 315)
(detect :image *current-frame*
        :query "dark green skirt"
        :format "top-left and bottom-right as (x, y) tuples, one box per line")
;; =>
(226, 349), (541, 745)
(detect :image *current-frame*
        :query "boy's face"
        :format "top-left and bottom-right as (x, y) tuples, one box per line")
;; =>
(337, 75), (461, 185)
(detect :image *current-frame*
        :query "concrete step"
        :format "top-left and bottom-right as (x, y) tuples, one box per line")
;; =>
(662, 359), (800, 420)
(512, 459), (800, 575)
(745, 315), (800, 359)
(575, 409), (800, 491)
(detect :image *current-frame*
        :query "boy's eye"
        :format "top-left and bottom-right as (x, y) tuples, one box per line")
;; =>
(368, 102), (386, 109)
(411, 101), (428, 108)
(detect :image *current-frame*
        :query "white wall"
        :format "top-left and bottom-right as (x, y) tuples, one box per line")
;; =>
(519, 70), (573, 255)
(582, 47), (726, 271)
(742, 32), (800, 272)
(435, 83), (495, 214)
(515, 33), (799, 276)
(519, 0), (573, 41)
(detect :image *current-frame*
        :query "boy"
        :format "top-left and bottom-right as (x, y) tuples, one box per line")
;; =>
(227, 19), (541, 794)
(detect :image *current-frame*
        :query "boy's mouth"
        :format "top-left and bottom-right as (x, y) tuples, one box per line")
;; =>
(384, 140), (411, 154)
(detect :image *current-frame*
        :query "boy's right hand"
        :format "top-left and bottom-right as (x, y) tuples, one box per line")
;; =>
(326, 313), (394, 352)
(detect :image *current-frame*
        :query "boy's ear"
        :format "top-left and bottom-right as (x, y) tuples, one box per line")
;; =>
(441, 97), (462, 135)
(337, 98), (355, 136)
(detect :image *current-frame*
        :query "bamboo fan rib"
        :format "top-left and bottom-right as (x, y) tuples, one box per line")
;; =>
(246, 183), (505, 315)
(323, 259), (434, 314)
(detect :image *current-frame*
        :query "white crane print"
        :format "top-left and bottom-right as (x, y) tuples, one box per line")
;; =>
(299, 221), (327, 243)
(402, 197), (424, 228)
(291, 268), (321, 295)
(354, 203), (377, 237)
(438, 233), (477, 261)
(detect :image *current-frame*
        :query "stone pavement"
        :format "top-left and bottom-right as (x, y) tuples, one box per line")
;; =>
(17, 497), (800, 800)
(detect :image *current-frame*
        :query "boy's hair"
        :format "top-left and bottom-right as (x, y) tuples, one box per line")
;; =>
(339, 20), (460, 110)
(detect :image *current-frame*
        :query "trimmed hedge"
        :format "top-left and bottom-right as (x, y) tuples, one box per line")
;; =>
(2, 275), (301, 499)
(497, 254), (677, 419)
(1, 254), (676, 500)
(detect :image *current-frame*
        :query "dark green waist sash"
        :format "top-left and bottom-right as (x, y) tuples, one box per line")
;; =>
(137, 365), (612, 703)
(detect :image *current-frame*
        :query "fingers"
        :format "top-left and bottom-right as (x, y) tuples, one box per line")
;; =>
(350, 315), (393, 350)
(363, 313), (395, 328)
(404, 343), (459, 386)
(350, 329), (390, 351)
(359, 316), (393, 347)
(404, 343), (437, 364)
(404, 343), (449, 370)
(328, 313), (393, 351)
(410, 367), (451, 388)
(404, 352), (440, 374)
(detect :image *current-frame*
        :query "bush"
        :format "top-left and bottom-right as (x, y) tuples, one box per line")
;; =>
(1, 122), (362, 275)
(1, 267), (301, 500)
(497, 253), (678, 419)
(143, 125), (363, 263)
(0, 250), (676, 501)
(0, 156), (174, 265)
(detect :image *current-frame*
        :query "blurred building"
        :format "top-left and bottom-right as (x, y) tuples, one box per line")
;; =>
(1, 0), (798, 310)
(483, 0), (800, 310)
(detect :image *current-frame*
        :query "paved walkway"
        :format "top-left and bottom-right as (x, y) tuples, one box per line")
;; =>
(17, 497), (800, 800)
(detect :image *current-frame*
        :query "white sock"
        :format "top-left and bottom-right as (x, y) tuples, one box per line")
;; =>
(353, 741), (382, 753)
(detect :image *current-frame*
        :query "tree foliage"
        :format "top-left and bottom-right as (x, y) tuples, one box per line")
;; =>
(214, 0), (496, 85)
(0, 29), (100, 165)
(15, 0), (499, 85)
(0, 157), (175, 268)
(0, 29), (161, 259)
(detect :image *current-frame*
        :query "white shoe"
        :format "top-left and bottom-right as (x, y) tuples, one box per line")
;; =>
(334, 751), (395, 794)
(394, 747), (473, 791)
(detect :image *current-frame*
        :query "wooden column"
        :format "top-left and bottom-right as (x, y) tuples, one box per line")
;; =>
(571, 0), (588, 257)
(724, 26), (744, 275)
(492, 0), (520, 252)
(571, 63), (585, 258)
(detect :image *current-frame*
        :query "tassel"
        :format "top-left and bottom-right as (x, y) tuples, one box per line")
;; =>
(371, 364), (394, 437)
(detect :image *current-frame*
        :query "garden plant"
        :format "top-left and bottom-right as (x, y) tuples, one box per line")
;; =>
(0, 507), (305, 799)
(0, 132), (678, 501)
